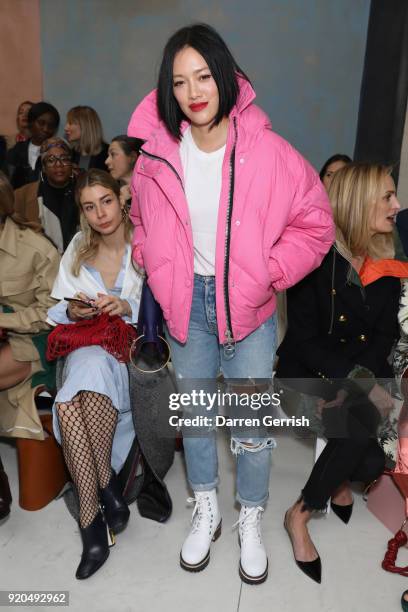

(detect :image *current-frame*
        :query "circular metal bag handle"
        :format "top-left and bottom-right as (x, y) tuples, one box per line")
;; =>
(129, 333), (171, 374)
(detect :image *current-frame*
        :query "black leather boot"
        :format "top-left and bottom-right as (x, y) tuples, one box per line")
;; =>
(100, 471), (130, 534)
(0, 455), (12, 520)
(76, 511), (110, 580)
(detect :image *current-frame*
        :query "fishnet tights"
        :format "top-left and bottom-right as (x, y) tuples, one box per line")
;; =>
(57, 392), (118, 528)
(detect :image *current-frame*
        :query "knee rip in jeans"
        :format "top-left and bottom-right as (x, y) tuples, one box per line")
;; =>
(230, 437), (276, 455)
(225, 378), (271, 395)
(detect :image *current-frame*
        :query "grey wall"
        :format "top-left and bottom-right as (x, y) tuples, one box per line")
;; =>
(40, 0), (370, 170)
(399, 108), (408, 209)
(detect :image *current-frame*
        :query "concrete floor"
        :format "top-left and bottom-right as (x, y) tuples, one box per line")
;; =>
(0, 432), (406, 612)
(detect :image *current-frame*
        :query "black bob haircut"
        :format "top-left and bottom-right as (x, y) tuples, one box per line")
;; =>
(111, 135), (145, 156)
(157, 23), (250, 140)
(27, 102), (60, 129)
(319, 153), (352, 181)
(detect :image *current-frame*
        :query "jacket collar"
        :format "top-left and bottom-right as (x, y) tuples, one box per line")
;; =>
(0, 217), (18, 257)
(127, 76), (271, 160)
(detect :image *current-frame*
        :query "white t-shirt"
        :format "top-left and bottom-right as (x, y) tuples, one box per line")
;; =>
(28, 142), (41, 170)
(179, 127), (226, 276)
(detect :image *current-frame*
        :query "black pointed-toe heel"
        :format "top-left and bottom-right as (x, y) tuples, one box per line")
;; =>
(330, 501), (353, 524)
(76, 511), (110, 580)
(295, 556), (322, 584)
(100, 471), (130, 534)
(284, 503), (322, 584)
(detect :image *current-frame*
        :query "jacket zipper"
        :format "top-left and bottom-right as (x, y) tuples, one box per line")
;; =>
(223, 117), (237, 356)
(141, 133), (237, 354)
(140, 149), (184, 188)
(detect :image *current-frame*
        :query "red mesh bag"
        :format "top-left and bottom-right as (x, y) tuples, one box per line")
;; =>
(46, 313), (137, 363)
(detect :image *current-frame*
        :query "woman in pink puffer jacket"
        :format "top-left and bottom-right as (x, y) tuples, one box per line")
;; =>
(128, 23), (334, 585)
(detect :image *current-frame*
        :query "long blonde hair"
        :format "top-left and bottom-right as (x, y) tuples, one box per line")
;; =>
(72, 169), (133, 276)
(67, 106), (104, 156)
(328, 163), (395, 261)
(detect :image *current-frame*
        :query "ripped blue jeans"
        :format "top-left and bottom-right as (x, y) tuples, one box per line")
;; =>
(165, 274), (276, 507)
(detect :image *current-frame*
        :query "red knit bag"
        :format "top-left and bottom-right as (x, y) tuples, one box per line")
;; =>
(46, 313), (137, 363)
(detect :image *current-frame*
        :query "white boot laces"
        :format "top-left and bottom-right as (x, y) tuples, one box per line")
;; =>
(187, 494), (213, 534)
(232, 506), (264, 544)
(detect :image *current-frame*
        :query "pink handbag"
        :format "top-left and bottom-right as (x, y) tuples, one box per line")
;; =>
(367, 472), (407, 541)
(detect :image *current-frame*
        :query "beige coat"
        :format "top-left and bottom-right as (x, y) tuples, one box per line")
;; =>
(14, 180), (42, 228)
(0, 217), (60, 439)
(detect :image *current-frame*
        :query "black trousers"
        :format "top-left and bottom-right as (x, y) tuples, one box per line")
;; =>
(302, 392), (385, 510)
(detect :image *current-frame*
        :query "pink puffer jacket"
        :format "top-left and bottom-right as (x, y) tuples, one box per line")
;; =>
(128, 78), (335, 346)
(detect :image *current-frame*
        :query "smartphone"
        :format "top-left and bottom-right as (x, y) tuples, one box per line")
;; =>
(64, 297), (95, 308)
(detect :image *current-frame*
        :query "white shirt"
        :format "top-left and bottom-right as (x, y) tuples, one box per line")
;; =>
(179, 127), (226, 276)
(28, 142), (41, 170)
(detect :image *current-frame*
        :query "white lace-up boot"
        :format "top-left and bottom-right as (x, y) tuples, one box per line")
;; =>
(180, 490), (222, 572)
(237, 505), (268, 584)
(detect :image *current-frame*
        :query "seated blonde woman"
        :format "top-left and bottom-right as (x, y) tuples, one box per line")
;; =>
(0, 171), (60, 516)
(47, 169), (143, 580)
(277, 164), (404, 584)
(64, 106), (108, 172)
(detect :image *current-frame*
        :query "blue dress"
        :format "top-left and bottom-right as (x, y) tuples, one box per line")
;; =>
(48, 254), (139, 473)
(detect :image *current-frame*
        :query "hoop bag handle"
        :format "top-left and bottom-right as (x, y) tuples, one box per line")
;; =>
(130, 280), (170, 374)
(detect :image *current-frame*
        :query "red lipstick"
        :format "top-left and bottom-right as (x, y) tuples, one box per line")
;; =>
(189, 102), (208, 112)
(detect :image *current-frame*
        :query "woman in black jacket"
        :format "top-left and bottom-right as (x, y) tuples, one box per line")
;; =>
(277, 163), (404, 583)
(7, 102), (60, 189)
(13, 137), (78, 253)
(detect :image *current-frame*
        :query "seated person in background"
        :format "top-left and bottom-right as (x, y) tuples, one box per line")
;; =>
(14, 137), (78, 253)
(0, 136), (7, 176)
(13, 100), (34, 145)
(0, 172), (60, 516)
(396, 205), (408, 259)
(47, 169), (143, 580)
(105, 135), (144, 207)
(319, 153), (352, 191)
(277, 163), (403, 584)
(392, 203), (408, 612)
(7, 102), (60, 189)
(64, 106), (108, 172)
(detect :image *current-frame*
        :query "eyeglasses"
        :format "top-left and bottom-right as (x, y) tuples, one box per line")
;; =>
(43, 155), (72, 167)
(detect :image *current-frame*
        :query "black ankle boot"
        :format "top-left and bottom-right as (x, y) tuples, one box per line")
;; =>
(100, 471), (130, 534)
(76, 511), (110, 580)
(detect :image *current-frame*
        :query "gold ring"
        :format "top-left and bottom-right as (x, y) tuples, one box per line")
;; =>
(129, 334), (171, 374)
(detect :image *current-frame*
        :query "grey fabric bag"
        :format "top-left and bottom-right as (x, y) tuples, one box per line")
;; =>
(58, 357), (176, 522)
